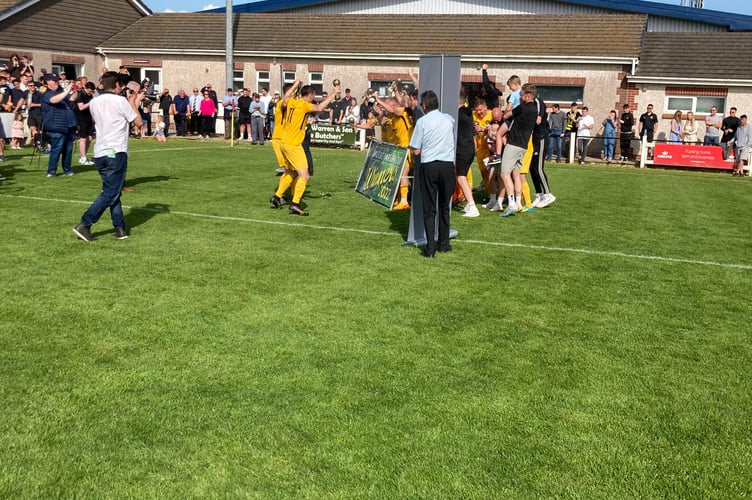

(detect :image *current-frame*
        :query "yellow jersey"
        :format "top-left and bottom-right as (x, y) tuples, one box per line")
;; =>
(473, 110), (493, 153)
(281, 97), (314, 146)
(272, 99), (286, 140)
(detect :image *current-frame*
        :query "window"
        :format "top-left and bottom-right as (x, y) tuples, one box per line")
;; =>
(535, 85), (584, 105)
(283, 71), (296, 84)
(665, 95), (726, 115)
(257, 71), (269, 93)
(233, 70), (244, 91)
(51, 63), (82, 81)
(310, 72), (323, 96)
(369, 80), (415, 97)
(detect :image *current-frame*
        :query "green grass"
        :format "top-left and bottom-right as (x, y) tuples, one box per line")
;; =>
(1, 139), (751, 498)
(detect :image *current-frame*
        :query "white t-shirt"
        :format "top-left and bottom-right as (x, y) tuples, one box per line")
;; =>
(260, 94), (273, 114)
(578, 114), (595, 137)
(90, 92), (138, 158)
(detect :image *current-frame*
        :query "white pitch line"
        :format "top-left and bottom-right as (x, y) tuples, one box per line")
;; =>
(127, 145), (229, 154)
(3, 193), (751, 271)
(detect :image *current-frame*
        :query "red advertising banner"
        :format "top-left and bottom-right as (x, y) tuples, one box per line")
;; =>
(652, 144), (734, 170)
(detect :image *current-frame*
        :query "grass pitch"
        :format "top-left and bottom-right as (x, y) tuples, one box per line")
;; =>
(1, 139), (751, 498)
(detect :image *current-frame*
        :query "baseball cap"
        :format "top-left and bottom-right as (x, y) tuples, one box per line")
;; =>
(42, 74), (60, 82)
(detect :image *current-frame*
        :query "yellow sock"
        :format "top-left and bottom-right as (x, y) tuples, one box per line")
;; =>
(399, 185), (409, 203)
(467, 169), (474, 191)
(521, 180), (532, 208)
(293, 177), (307, 204)
(275, 173), (293, 198)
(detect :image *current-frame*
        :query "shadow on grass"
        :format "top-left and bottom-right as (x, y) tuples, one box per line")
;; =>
(384, 206), (410, 238)
(126, 202), (171, 229)
(125, 175), (173, 188)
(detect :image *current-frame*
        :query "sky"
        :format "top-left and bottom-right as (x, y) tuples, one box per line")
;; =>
(142, 0), (752, 16)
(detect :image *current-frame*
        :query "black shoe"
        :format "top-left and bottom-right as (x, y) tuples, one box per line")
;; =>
(289, 203), (309, 216)
(114, 226), (128, 239)
(73, 224), (97, 242)
(421, 248), (435, 258)
(438, 245), (453, 253)
(270, 195), (282, 209)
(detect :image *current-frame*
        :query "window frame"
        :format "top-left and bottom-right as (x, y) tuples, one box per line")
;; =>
(664, 95), (726, 116)
(310, 72), (324, 96)
(256, 70), (270, 94)
(534, 85), (584, 106)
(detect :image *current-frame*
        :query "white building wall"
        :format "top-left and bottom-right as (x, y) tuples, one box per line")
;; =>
(281, 0), (724, 31)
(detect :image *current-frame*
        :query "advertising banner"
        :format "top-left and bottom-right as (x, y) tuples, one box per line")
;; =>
(309, 123), (356, 146)
(355, 140), (408, 208)
(652, 144), (734, 170)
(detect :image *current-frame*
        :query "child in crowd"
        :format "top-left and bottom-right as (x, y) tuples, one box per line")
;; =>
(11, 112), (25, 149)
(154, 116), (167, 142)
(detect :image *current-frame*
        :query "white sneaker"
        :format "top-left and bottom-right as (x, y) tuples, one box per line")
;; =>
(79, 156), (87, 164)
(531, 194), (543, 208)
(482, 199), (497, 209)
(463, 205), (480, 217)
(488, 201), (503, 212)
(539, 193), (556, 208)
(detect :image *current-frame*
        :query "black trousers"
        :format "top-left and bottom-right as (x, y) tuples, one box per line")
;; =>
(620, 132), (632, 158)
(174, 113), (187, 136)
(189, 112), (200, 135)
(419, 160), (455, 254)
(530, 137), (551, 195)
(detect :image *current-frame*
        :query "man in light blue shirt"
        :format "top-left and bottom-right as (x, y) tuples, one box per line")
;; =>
(409, 90), (455, 258)
(222, 88), (238, 140)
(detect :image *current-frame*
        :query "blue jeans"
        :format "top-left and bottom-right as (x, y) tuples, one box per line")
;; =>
(47, 130), (75, 175)
(80, 153), (128, 228)
(547, 130), (563, 161)
(704, 135), (720, 146)
(603, 136), (615, 159)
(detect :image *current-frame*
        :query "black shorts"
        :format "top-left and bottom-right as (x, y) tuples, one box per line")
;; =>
(455, 150), (475, 177)
(78, 120), (93, 137)
(238, 113), (251, 125)
(27, 113), (42, 129)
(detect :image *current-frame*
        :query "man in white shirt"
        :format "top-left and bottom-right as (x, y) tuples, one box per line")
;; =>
(73, 71), (143, 242)
(576, 106), (595, 164)
(733, 114), (752, 176)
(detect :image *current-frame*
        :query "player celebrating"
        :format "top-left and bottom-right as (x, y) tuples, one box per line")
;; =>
(270, 79), (339, 216)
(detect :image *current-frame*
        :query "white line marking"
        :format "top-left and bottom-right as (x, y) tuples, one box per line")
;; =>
(3, 193), (751, 271)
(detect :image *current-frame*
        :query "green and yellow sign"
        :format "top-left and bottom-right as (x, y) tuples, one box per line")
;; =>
(355, 140), (408, 208)
(309, 123), (356, 146)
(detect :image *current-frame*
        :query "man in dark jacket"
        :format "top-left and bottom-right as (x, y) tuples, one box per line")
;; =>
(41, 73), (78, 177)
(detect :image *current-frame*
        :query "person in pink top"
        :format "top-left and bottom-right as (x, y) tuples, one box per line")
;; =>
(198, 90), (216, 139)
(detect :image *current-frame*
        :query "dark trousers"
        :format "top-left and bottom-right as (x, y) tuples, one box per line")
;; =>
(189, 112), (200, 135)
(620, 132), (632, 159)
(200, 115), (213, 137)
(174, 113), (187, 136)
(162, 113), (170, 137)
(81, 153), (127, 228)
(530, 137), (551, 195)
(419, 160), (455, 254)
(47, 130), (75, 175)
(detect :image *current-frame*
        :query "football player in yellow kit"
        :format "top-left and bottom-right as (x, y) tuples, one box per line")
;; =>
(472, 98), (494, 192)
(374, 94), (414, 210)
(271, 83), (294, 177)
(270, 79), (339, 215)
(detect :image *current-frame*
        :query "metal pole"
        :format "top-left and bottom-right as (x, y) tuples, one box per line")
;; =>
(226, 0), (234, 92)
